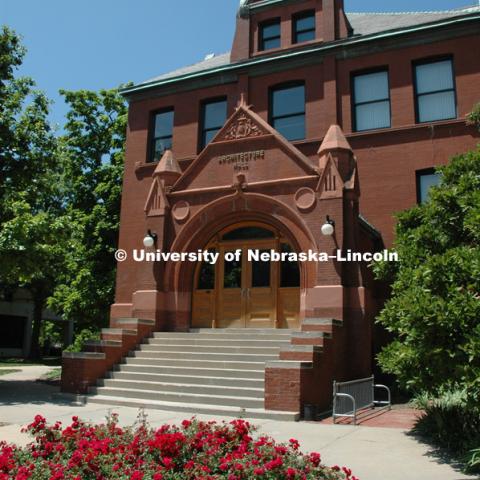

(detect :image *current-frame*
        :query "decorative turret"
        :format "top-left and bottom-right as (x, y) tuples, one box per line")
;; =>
(145, 150), (181, 217)
(318, 125), (355, 184)
(153, 150), (182, 187)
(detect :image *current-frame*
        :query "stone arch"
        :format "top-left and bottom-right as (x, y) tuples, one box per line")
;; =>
(163, 192), (318, 327)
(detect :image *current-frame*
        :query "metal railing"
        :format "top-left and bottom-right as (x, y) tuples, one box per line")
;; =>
(333, 375), (391, 425)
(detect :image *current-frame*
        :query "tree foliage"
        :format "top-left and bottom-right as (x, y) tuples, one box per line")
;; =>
(374, 145), (480, 402)
(48, 88), (127, 328)
(0, 26), (65, 358)
(0, 26), (127, 356)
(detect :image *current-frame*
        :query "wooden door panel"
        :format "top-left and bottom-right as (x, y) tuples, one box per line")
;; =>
(245, 246), (276, 328)
(246, 287), (275, 328)
(192, 226), (301, 330)
(218, 290), (244, 328)
(192, 291), (214, 328)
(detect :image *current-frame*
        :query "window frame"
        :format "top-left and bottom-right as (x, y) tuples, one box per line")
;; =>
(269, 81), (306, 142)
(259, 18), (281, 51)
(416, 167), (440, 204)
(413, 56), (457, 124)
(292, 10), (316, 44)
(351, 67), (391, 133)
(148, 107), (174, 163)
(199, 96), (228, 152)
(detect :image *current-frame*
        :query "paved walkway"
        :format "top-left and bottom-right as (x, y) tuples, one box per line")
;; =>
(321, 406), (421, 430)
(0, 367), (476, 480)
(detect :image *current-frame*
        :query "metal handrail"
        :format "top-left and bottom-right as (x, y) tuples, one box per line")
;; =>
(333, 376), (392, 425)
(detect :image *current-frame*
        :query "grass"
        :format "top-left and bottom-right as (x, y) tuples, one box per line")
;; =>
(0, 369), (22, 376)
(39, 367), (62, 382)
(0, 357), (61, 367)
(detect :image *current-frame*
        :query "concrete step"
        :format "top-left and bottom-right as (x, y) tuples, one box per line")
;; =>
(291, 331), (328, 345)
(108, 371), (264, 388)
(117, 363), (265, 379)
(84, 340), (122, 348)
(90, 386), (264, 409)
(138, 344), (282, 355)
(153, 331), (293, 341)
(130, 351), (278, 362)
(301, 318), (342, 333)
(279, 345), (322, 361)
(124, 357), (270, 370)
(98, 379), (264, 398)
(86, 395), (300, 421)
(146, 337), (291, 348)
(190, 328), (294, 335)
(102, 328), (137, 336)
(114, 318), (155, 326)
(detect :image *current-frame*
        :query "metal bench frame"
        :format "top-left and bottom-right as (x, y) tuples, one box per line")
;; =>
(333, 375), (391, 425)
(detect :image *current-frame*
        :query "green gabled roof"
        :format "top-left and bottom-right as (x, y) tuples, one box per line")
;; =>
(121, 6), (480, 98)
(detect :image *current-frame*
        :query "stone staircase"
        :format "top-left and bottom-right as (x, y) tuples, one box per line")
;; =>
(86, 328), (302, 421)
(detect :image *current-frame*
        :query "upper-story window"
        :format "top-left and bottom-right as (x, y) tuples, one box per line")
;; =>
(293, 11), (315, 43)
(259, 19), (281, 51)
(414, 58), (456, 123)
(352, 70), (391, 132)
(200, 98), (227, 150)
(150, 109), (174, 162)
(416, 168), (440, 203)
(270, 83), (305, 141)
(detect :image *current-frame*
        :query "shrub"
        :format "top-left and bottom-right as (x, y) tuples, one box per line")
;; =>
(63, 328), (100, 353)
(373, 148), (480, 401)
(0, 415), (357, 480)
(466, 447), (480, 474)
(413, 390), (480, 472)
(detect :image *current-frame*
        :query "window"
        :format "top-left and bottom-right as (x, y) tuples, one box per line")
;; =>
(260, 19), (281, 51)
(223, 227), (275, 241)
(197, 249), (216, 290)
(150, 109), (174, 162)
(352, 70), (391, 132)
(414, 58), (456, 123)
(270, 83), (306, 141)
(200, 98), (227, 150)
(417, 169), (440, 203)
(280, 244), (300, 288)
(293, 11), (315, 43)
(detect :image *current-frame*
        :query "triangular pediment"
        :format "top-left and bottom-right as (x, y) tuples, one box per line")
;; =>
(317, 153), (344, 199)
(172, 105), (317, 192)
(145, 178), (169, 217)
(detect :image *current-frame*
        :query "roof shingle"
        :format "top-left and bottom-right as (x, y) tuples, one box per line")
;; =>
(135, 6), (480, 88)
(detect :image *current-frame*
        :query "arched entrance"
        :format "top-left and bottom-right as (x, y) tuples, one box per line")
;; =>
(192, 222), (300, 329)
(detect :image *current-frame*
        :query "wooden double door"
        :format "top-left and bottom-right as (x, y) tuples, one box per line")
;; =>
(192, 225), (300, 329)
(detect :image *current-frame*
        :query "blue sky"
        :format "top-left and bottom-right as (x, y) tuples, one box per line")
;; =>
(1, 0), (473, 128)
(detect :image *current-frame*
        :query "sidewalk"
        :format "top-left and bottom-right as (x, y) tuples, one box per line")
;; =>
(0, 367), (475, 480)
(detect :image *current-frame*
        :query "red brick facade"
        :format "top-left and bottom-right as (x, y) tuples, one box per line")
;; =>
(62, 0), (480, 414)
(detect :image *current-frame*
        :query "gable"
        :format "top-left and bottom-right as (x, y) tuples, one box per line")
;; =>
(172, 105), (317, 192)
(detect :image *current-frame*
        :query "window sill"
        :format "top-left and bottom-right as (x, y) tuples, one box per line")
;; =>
(290, 117), (471, 148)
(347, 117), (467, 138)
(252, 39), (325, 58)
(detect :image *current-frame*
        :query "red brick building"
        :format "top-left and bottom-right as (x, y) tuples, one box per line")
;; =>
(62, 0), (480, 419)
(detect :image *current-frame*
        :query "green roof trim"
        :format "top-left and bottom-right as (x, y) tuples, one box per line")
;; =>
(120, 12), (480, 98)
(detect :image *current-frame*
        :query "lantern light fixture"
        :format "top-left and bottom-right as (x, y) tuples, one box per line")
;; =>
(321, 216), (335, 236)
(143, 230), (157, 248)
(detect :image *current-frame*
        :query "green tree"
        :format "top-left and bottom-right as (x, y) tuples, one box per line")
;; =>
(374, 144), (480, 402)
(0, 26), (67, 358)
(48, 88), (127, 329)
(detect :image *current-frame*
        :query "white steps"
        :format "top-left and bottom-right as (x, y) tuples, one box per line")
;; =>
(87, 395), (299, 421)
(86, 328), (299, 420)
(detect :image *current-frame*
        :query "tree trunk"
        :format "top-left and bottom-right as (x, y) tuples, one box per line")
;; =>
(28, 294), (45, 360)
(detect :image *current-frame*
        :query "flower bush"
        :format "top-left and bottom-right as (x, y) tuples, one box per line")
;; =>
(0, 414), (358, 479)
